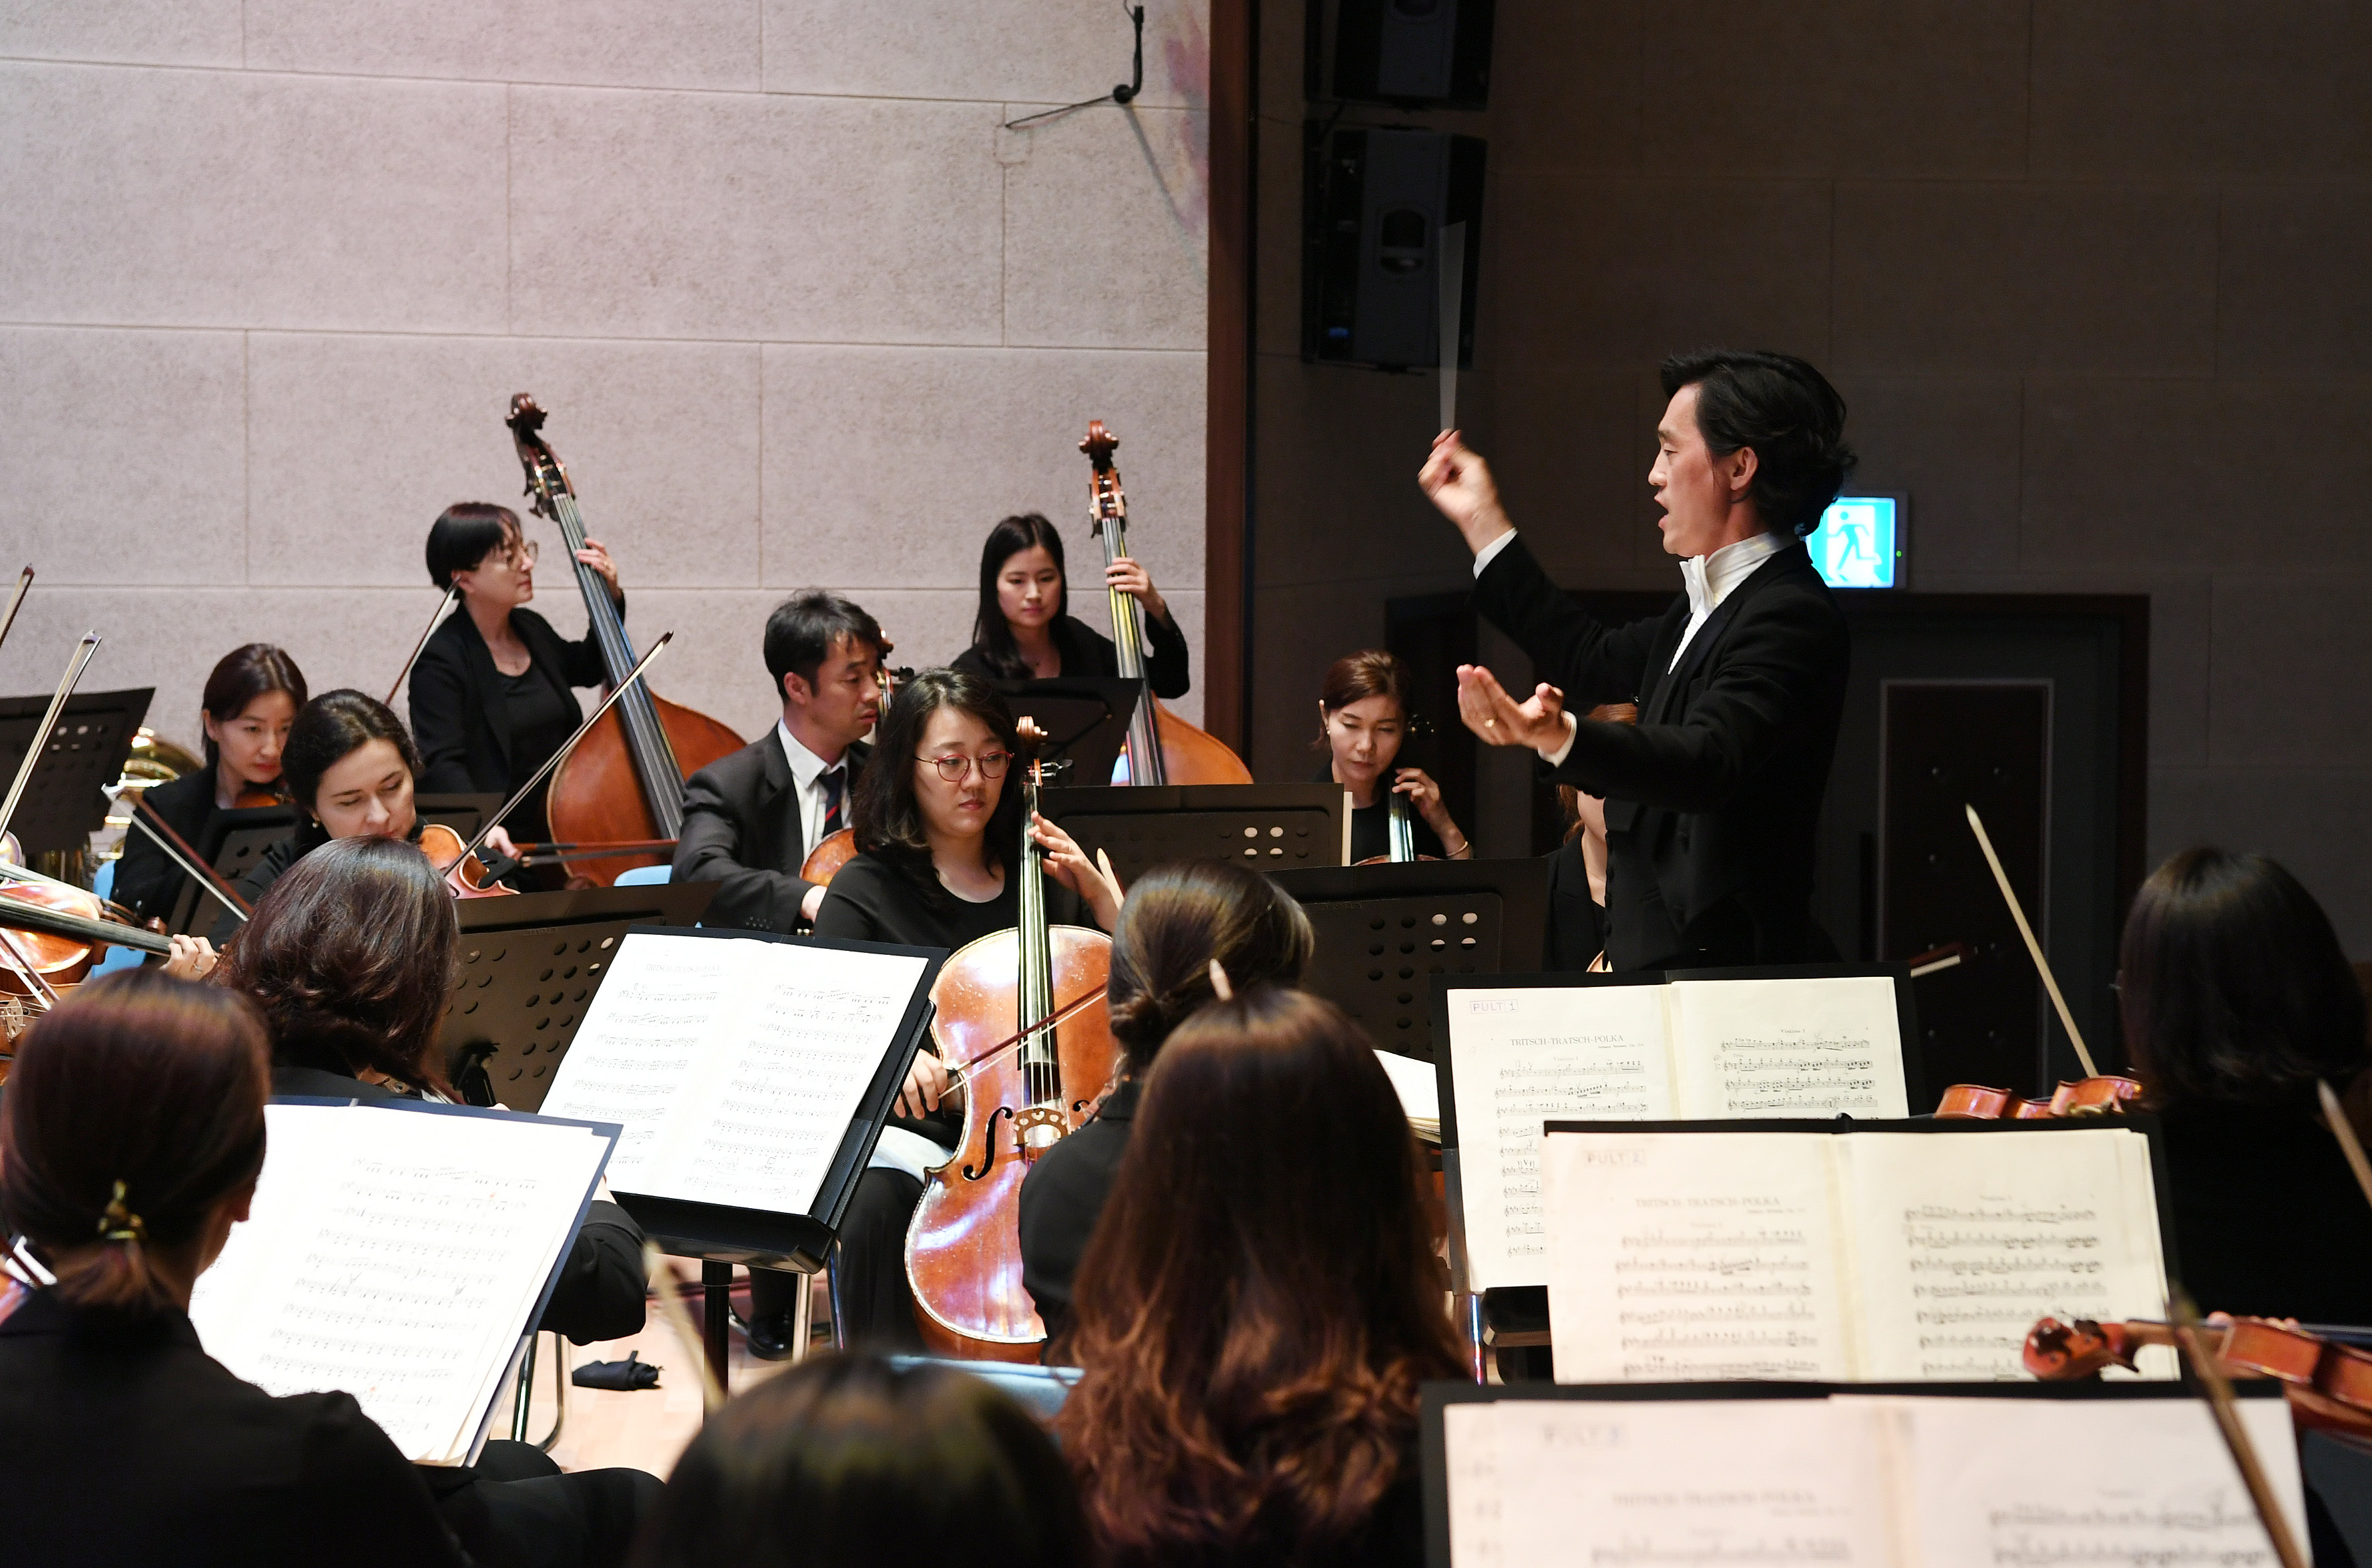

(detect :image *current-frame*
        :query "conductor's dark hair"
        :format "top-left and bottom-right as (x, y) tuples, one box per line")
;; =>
(1106, 860), (1314, 1069)
(1057, 986), (1462, 1565)
(763, 591), (885, 700)
(281, 690), (421, 817)
(633, 1353), (1091, 1568)
(848, 668), (1021, 915)
(424, 502), (526, 590)
(2120, 847), (2369, 1113)
(199, 642), (309, 772)
(970, 513), (1068, 679)
(219, 835), (459, 1099)
(1659, 349), (1856, 538)
(0, 970), (270, 1318)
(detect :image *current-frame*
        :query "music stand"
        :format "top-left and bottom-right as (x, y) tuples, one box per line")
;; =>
(990, 676), (1140, 786)
(1267, 858), (1552, 1062)
(442, 881), (718, 1112)
(0, 687), (152, 855)
(156, 803), (296, 935)
(1042, 782), (1350, 886)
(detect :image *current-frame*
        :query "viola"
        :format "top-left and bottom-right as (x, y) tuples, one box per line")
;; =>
(1080, 422), (1251, 786)
(1934, 1076), (2142, 1119)
(507, 396), (743, 885)
(2025, 1314), (2372, 1438)
(418, 821), (518, 901)
(0, 861), (173, 1004)
(904, 721), (1117, 1360)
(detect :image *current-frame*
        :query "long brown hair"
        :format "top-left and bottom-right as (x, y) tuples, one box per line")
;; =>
(1056, 986), (1460, 1564)
(0, 971), (270, 1316)
(219, 835), (459, 1097)
(1105, 860), (1314, 1070)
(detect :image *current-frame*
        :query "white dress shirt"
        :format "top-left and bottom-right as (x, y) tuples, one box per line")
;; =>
(776, 718), (852, 861)
(1473, 528), (1792, 767)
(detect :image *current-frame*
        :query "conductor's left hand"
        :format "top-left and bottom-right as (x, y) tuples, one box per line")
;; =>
(1456, 664), (1571, 757)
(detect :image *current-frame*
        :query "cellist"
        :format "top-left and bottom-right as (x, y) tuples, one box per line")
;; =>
(811, 669), (1119, 1350)
(951, 513), (1189, 696)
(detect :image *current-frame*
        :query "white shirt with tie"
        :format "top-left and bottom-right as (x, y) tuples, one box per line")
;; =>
(775, 718), (853, 860)
(1470, 527), (1792, 767)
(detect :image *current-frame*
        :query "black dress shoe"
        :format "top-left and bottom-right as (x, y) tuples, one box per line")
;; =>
(742, 1309), (801, 1362)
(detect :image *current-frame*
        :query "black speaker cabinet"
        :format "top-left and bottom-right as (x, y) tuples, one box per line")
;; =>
(1305, 126), (1485, 370)
(1332, 0), (1496, 108)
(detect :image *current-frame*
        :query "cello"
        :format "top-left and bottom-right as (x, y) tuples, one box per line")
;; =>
(506, 395), (743, 884)
(904, 721), (1117, 1361)
(1080, 422), (1252, 785)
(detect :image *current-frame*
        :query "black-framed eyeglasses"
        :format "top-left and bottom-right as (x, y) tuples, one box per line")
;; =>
(917, 751), (1012, 783)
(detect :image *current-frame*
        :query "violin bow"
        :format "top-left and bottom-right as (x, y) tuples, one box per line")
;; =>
(433, 632), (672, 876)
(2317, 1079), (2372, 1216)
(0, 632), (101, 852)
(1963, 803), (2101, 1079)
(120, 788), (252, 922)
(2168, 1290), (2311, 1568)
(386, 584), (459, 707)
(0, 566), (31, 654)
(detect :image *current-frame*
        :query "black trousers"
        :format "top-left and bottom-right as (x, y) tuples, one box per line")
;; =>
(747, 1167), (925, 1350)
(424, 1441), (662, 1568)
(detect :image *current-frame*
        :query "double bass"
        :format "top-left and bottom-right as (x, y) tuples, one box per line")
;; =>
(506, 395), (743, 884)
(904, 723), (1117, 1361)
(1080, 423), (1251, 786)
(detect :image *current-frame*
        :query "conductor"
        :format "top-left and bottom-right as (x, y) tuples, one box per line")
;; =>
(1418, 349), (1854, 971)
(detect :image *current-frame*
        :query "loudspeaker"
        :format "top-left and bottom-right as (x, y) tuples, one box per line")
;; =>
(1332, 0), (1496, 109)
(1304, 126), (1485, 371)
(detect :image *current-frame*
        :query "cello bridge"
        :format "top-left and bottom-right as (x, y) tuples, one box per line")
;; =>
(1012, 1105), (1070, 1161)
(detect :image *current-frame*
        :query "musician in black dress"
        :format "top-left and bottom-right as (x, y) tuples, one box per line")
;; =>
(408, 502), (623, 848)
(951, 512), (1190, 697)
(112, 643), (307, 924)
(2117, 846), (2372, 1326)
(1016, 858), (1313, 1352)
(813, 668), (1120, 1348)
(1316, 650), (1470, 863)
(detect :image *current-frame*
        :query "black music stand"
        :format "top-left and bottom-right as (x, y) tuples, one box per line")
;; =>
(156, 803), (295, 934)
(1042, 782), (1350, 886)
(1268, 858), (1553, 1062)
(990, 676), (1139, 785)
(0, 687), (152, 855)
(442, 881), (718, 1112)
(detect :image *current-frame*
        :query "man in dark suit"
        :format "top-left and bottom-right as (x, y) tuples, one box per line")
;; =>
(1419, 349), (1856, 971)
(672, 590), (887, 1358)
(673, 591), (889, 934)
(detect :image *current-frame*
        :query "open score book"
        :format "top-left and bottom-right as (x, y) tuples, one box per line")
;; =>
(1542, 1123), (2170, 1383)
(1443, 972), (1913, 1292)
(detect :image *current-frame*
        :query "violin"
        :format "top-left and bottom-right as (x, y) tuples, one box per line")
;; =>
(0, 856), (174, 1006)
(507, 396), (744, 885)
(1080, 423), (1252, 786)
(904, 721), (1117, 1360)
(418, 821), (518, 900)
(2026, 1314), (2372, 1438)
(798, 664), (913, 892)
(1935, 1075), (2143, 1119)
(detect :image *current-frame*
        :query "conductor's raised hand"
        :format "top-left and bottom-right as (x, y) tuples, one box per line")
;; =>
(896, 1046), (952, 1120)
(1417, 431), (1513, 556)
(1031, 811), (1123, 933)
(1456, 664), (1569, 755)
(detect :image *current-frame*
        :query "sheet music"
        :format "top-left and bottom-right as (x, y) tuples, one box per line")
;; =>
(1839, 1129), (2170, 1381)
(1374, 1049), (1440, 1136)
(1544, 1131), (1855, 1382)
(190, 1103), (610, 1464)
(1444, 1397), (1892, 1568)
(1668, 974), (1909, 1119)
(1444, 984), (1675, 1291)
(1867, 1394), (2305, 1568)
(540, 932), (929, 1216)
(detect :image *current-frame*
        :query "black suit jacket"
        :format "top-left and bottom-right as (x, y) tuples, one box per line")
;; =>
(408, 606), (608, 798)
(0, 1290), (467, 1567)
(1474, 535), (1848, 970)
(672, 732), (872, 933)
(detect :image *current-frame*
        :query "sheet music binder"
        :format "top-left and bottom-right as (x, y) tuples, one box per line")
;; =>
(442, 881), (718, 1111)
(1043, 782), (1351, 886)
(0, 687), (152, 855)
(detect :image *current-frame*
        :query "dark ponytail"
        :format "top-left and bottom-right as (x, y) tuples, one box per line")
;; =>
(1105, 859), (1314, 1070)
(0, 971), (270, 1317)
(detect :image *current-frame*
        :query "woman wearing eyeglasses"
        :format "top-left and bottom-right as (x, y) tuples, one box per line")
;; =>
(406, 502), (626, 855)
(812, 668), (1121, 1347)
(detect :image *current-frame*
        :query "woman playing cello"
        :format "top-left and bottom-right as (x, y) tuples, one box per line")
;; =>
(1318, 650), (1470, 863)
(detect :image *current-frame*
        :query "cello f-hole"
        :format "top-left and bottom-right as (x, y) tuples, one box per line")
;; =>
(963, 1106), (1014, 1181)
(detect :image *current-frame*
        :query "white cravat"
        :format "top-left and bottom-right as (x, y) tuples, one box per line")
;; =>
(775, 719), (849, 860)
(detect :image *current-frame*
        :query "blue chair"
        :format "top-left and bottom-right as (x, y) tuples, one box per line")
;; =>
(89, 859), (145, 976)
(612, 864), (672, 887)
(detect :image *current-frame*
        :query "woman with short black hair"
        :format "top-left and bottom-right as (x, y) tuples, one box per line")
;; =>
(952, 512), (1189, 696)
(113, 643), (308, 924)
(2118, 845), (2372, 1324)
(408, 501), (626, 849)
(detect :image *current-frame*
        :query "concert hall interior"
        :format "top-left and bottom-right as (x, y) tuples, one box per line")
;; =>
(6, 4), (2372, 1567)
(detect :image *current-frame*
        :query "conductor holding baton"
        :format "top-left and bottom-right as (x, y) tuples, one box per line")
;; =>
(1419, 349), (1856, 972)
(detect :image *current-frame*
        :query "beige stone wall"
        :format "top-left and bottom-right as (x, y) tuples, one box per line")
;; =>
(0, 0), (1211, 763)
